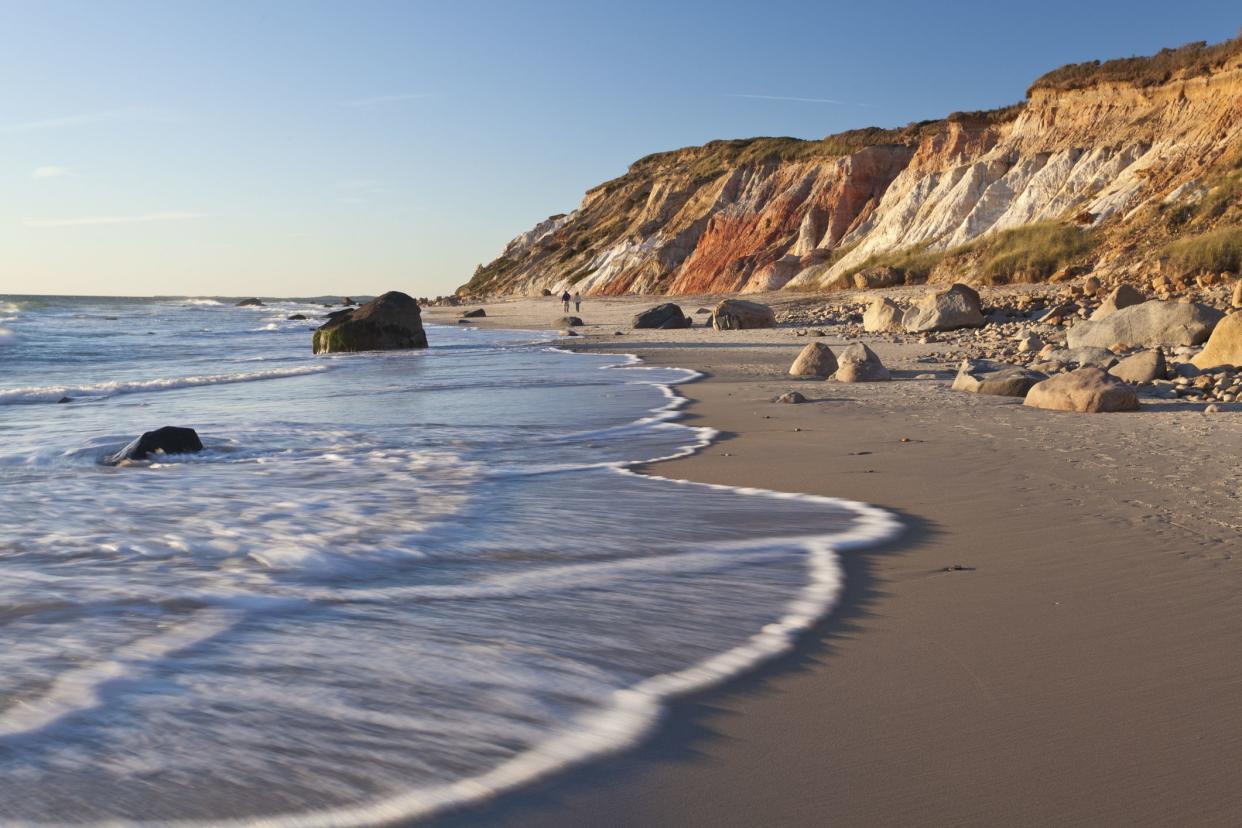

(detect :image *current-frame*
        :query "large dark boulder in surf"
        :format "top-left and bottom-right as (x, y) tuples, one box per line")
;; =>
(312, 291), (428, 354)
(287, 313), (308, 320)
(461, 308), (486, 318)
(106, 426), (203, 465)
(632, 303), (690, 329)
(236, 298), (264, 307)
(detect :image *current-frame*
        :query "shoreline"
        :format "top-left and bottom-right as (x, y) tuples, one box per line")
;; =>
(424, 296), (1242, 827)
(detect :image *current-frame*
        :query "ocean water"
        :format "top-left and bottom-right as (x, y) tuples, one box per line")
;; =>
(0, 295), (898, 826)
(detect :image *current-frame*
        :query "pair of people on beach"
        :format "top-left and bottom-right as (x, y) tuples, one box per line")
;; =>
(561, 291), (581, 313)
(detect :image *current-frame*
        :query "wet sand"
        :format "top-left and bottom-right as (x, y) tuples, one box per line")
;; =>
(423, 295), (1242, 827)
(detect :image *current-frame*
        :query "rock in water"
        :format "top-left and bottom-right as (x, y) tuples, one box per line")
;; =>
(107, 426), (204, 465)
(555, 316), (584, 328)
(1024, 367), (1140, 413)
(952, 359), (1046, 397)
(788, 342), (838, 377)
(1066, 300), (1222, 350)
(834, 343), (891, 382)
(632, 303), (690, 329)
(903, 283), (985, 333)
(711, 299), (775, 330)
(1191, 312), (1242, 370)
(461, 308), (487, 319)
(863, 297), (904, 333)
(312, 291), (428, 354)
(287, 314), (308, 321)
(236, 298), (264, 307)
(1090, 284), (1145, 320)
(1109, 349), (1167, 384)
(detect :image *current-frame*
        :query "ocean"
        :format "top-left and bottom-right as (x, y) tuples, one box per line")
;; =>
(0, 295), (897, 826)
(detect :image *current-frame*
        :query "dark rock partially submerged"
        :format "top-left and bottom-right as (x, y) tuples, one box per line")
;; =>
(461, 308), (487, 318)
(236, 298), (264, 307)
(312, 291), (428, 354)
(287, 314), (307, 320)
(106, 426), (203, 465)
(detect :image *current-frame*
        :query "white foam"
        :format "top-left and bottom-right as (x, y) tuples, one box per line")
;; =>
(0, 364), (330, 405)
(24, 348), (901, 828)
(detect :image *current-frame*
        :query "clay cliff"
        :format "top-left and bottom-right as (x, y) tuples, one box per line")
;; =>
(461, 37), (1242, 298)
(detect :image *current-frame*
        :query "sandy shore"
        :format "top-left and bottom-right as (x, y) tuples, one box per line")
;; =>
(423, 295), (1242, 827)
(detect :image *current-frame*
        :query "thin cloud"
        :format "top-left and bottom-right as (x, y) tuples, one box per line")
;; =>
(23, 211), (204, 229)
(31, 166), (71, 179)
(725, 93), (870, 107)
(0, 108), (177, 134)
(340, 93), (430, 108)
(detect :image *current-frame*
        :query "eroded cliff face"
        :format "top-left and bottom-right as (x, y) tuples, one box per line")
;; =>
(462, 41), (1242, 298)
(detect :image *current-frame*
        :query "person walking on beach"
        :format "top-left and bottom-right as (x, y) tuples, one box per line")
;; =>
(561, 291), (571, 312)
(573, 291), (582, 313)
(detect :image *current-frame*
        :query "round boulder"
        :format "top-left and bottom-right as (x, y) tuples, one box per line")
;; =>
(952, 359), (1046, 397)
(711, 299), (776, 330)
(106, 426), (204, 465)
(789, 342), (838, 378)
(632, 303), (690, 329)
(834, 343), (891, 382)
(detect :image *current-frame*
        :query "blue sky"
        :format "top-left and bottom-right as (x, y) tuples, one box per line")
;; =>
(1, 1), (1237, 297)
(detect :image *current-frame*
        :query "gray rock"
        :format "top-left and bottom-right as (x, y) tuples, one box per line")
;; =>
(951, 359), (1046, 397)
(1108, 349), (1167, 384)
(788, 342), (838, 377)
(1066, 300), (1223, 350)
(1045, 346), (1119, 369)
(555, 316), (585, 328)
(712, 299), (776, 330)
(903, 283), (985, 333)
(834, 343), (891, 382)
(461, 308), (487, 318)
(774, 391), (807, 404)
(632, 304), (689, 329)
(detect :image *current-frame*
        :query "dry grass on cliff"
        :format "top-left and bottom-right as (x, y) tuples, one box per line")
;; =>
(970, 221), (1096, 282)
(1030, 35), (1242, 94)
(1162, 226), (1242, 275)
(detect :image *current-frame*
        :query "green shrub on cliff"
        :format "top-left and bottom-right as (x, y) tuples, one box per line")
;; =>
(1030, 36), (1242, 94)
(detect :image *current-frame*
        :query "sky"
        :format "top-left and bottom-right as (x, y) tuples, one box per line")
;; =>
(0, 1), (1237, 298)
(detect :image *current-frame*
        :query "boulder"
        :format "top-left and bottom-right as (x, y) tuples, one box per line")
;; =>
(1089, 284), (1145, 320)
(312, 291), (428, 354)
(541, 289), (553, 297)
(1066, 300), (1223, 350)
(712, 299), (776, 330)
(287, 314), (307, 321)
(775, 391), (807, 404)
(1044, 346), (1118, 369)
(1024, 367), (1140, 413)
(863, 297), (904, 333)
(236, 298), (264, 307)
(951, 359), (1046, 397)
(341, 297), (355, 305)
(1191, 312), (1242, 370)
(834, 343), (891, 382)
(1015, 332), (1044, 353)
(1109, 349), (1167, 384)
(106, 426), (203, 465)
(788, 342), (838, 377)
(632, 303), (690, 329)
(461, 308), (487, 319)
(555, 316), (585, 328)
(853, 265), (904, 290)
(902, 283), (985, 333)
